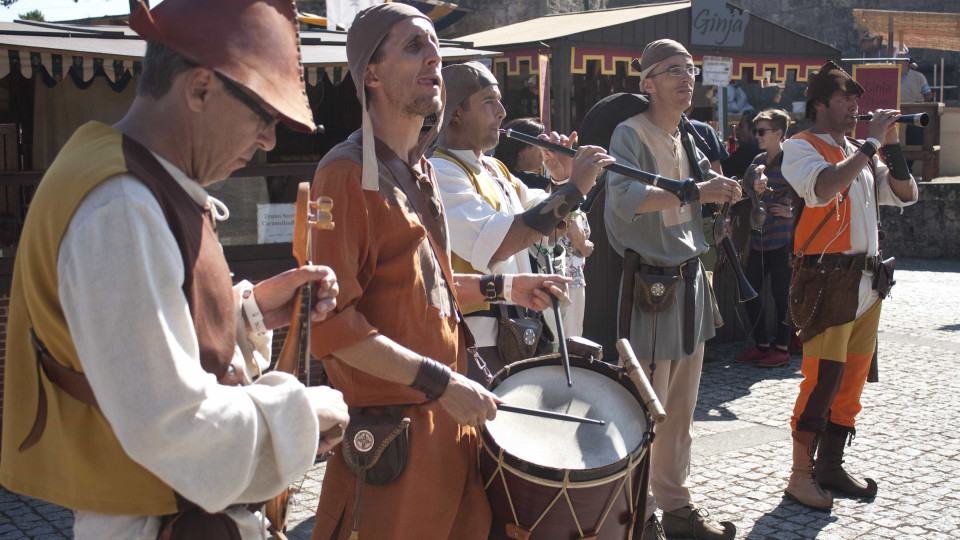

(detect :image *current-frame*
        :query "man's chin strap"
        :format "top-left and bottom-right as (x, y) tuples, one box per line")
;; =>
(880, 144), (911, 180)
(520, 183), (585, 235)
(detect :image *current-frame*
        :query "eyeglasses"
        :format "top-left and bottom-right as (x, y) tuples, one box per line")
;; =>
(752, 128), (779, 137)
(648, 66), (701, 78)
(215, 72), (279, 127)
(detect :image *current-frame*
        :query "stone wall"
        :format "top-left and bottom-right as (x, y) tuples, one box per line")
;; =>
(881, 181), (960, 259)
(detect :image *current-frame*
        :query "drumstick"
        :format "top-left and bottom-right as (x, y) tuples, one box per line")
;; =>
(543, 253), (572, 387)
(616, 339), (667, 424)
(497, 403), (605, 425)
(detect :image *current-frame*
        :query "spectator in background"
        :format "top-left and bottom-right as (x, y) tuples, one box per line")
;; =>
(494, 117), (593, 339)
(722, 110), (760, 179)
(735, 109), (796, 368)
(684, 107), (729, 278)
(519, 75), (540, 117)
(899, 59), (933, 170)
(726, 80), (754, 114)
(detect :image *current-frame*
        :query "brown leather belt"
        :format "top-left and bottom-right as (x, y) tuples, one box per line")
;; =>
(19, 329), (98, 452)
(802, 253), (877, 272)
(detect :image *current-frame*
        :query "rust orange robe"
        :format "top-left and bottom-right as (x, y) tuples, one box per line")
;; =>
(309, 137), (491, 540)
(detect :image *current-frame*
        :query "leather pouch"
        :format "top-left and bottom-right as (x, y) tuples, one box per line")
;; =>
(497, 305), (544, 363)
(633, 272), (680, 313)
(872, 256), (896, 298)
(787, 264), (861, 342)
(342, 406), (410, 486)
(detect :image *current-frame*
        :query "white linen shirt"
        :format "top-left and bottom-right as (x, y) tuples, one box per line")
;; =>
(431, 148), (549, 346)
(782, 134), (917, 317)
(60, 154), (320, 540)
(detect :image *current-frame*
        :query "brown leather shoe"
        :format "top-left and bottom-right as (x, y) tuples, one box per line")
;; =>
(661, 506), (735, 540)
(785, 430), (834, 511)
(642, 514), (666, 540)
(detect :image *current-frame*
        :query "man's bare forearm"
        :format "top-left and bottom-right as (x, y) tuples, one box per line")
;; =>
(814, 151), (871, 200)
(634, 186), (684, 214)
(332, 334), (422, 385)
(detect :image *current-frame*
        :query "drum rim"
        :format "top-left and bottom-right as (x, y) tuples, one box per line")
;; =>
(481, 353), (652, 484)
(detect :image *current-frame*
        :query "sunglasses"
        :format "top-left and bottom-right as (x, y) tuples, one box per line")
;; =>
(752, 128), (779, 137)
(216, 72), (279, 127)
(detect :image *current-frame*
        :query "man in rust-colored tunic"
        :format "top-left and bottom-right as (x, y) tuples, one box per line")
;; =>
(308, 5), (566, 539)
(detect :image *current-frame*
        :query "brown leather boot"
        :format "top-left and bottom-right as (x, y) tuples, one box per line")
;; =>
(785, 430), (833, 511)
(814, 422), (878, 499)
(661, 506), (735, 540)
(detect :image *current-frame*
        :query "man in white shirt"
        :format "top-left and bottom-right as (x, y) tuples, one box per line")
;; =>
(430, 61), (612, 380)
(0, 1), (349, 538)
(782, 60), (917, 511)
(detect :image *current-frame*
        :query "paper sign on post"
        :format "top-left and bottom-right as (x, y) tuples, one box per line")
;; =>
(702, 56), (733, 87)
(257, 203), (296, 244)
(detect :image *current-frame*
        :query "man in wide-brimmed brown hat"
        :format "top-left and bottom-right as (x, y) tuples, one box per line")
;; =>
(307, 4), (568, 539)
(0, 1), (350, 538)
(782, 60), (917, 512)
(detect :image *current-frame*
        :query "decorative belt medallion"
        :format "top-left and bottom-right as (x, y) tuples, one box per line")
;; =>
(354, 430), (375, 453)
(651, 282), (666, 297)
(523, 328), (537, 346)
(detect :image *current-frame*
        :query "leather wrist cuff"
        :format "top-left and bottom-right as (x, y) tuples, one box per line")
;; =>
(521, 184), (584, 235)
(411, 357), (452, 401)
(479, 274), (505, 302)
(858, 142), (877, 159)
(881, 144), (911, 180)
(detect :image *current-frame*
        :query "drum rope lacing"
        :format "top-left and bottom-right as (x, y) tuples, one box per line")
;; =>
(484, 439), (645, 537)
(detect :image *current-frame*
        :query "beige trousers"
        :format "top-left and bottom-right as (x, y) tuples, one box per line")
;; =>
(641, 342), (705, 519)
(560, 285), (586, 338)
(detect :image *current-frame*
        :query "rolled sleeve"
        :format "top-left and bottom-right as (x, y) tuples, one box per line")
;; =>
(782, 138), (833, 206)
(310, 161), (380, 357)
(607, 124), (655, 221)
(432, 158), (515, 273)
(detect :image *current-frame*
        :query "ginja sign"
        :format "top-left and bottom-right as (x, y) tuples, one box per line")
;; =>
(852, 64), (900, 139)
(691, 0), (749, 48)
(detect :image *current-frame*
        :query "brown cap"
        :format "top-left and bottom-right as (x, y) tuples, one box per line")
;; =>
(438, 61), (498, 145)
(637, 39), (691, 80)
(129, 0), (316, 133)
(804, 61), (864, 120)
(345, 3), (437, 191)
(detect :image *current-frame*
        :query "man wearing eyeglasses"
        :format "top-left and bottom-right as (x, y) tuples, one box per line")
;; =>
(605, 39), (742, 540)
(0, 1), (350, 538)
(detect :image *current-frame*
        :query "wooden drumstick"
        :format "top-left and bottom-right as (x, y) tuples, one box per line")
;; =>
(616, 339), (667, 424)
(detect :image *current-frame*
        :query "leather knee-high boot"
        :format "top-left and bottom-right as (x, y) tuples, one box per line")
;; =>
(785, 430), (833, 511)
(813, 422), (878, 499)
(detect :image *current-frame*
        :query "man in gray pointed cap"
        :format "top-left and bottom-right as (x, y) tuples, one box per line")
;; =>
(307, 5), (568, 539)
(430, 60), (612, 380)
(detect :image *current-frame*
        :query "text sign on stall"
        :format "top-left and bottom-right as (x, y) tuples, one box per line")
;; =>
(257, 203), (296, 244)
(702, 56), (733, 87)
(691, 0), (749, 47)
(851, 64), (901, 139)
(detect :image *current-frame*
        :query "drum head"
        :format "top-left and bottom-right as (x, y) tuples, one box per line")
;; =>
(486, 360), (647, 474)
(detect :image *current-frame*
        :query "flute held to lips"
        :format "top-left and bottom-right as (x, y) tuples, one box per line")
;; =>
(499, 128), (701, 205)
(857, 113), (929, 127)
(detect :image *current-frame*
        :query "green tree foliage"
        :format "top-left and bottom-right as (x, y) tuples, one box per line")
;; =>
(19, 9), (45, 22)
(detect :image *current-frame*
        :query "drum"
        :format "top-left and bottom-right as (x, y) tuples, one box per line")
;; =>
(480, 353), (652, 540)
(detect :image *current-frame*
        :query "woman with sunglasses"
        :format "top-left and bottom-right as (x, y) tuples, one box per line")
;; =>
(735, 109), (798, 367)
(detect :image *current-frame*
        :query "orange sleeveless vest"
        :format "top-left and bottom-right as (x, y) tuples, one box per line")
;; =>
(791, 131), (852, 255)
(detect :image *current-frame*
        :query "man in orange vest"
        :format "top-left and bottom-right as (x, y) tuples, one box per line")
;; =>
(780, 61), (917, 510)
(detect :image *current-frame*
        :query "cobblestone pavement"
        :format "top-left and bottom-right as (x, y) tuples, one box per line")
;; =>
(1, 258), (958, 539)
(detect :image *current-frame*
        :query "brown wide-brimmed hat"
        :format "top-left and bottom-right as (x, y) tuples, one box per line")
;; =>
(130, 0), (316, 133)
(804, 61), (864, 120)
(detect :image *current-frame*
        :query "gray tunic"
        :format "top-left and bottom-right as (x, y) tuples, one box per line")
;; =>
(604, 114), (719, 360)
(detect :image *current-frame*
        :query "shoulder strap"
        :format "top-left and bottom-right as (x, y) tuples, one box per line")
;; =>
(794, 186), (850, 258)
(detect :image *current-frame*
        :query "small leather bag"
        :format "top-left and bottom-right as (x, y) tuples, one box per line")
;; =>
(342, 406), (411, 486)
(872, 256), (896, 298)
(496, 304), (544, 363)
(633, 272), (680, 313)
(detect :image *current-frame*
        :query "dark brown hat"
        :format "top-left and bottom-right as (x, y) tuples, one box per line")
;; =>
(129, 0), (316, 133)
(804, 61), (864, 120)
(438, 61), (498, 145)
